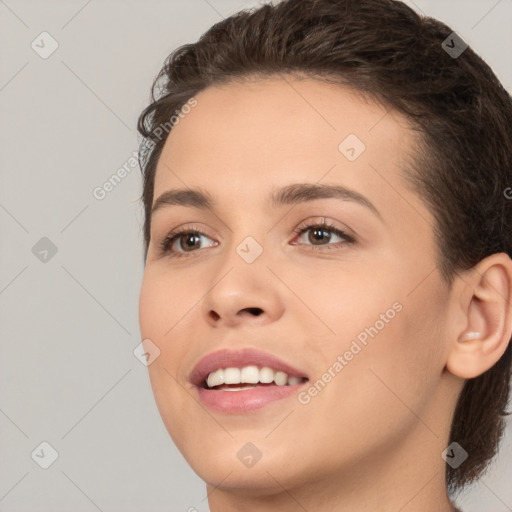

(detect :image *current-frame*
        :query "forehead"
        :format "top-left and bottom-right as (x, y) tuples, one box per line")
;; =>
(152, 75), (427, 224)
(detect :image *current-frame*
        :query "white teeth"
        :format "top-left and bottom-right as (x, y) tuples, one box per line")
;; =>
(259, 366), (274, 383)
(205, 365), (306, 389)
(274, 371), (288, 386)
(240, 365), (260, 384)
(206, 369), (224, 388)
(224, 367), (241, 385)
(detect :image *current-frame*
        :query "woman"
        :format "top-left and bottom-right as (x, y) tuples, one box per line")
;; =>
(137, 0), (512, 510)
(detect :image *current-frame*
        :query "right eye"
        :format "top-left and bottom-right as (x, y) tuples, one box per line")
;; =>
(159, 228), (218, 258)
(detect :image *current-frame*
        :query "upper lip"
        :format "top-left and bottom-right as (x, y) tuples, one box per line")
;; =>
(189, 347), (309, 388)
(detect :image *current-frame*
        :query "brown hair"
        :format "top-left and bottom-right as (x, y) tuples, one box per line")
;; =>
(137, 0), (512, 495)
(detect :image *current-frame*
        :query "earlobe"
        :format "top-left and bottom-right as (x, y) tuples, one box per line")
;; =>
(446, 253), (512, 380)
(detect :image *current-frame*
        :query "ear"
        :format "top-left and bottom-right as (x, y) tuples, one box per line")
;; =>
(446, 253), (512, 379)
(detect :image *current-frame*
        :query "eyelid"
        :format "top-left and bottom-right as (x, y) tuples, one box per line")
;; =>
(293, 216), (356, 239)
(291, 220), (355, 250)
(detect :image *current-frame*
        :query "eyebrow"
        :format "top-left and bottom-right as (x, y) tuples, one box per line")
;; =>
(151, 183), (382, 219)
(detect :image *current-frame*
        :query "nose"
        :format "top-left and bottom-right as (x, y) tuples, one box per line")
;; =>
(201, 266), (285, 328)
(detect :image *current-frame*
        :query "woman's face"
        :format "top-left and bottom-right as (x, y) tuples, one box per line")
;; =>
(139, 76), (458, 494)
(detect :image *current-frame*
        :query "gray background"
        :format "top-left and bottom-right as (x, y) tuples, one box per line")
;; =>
(1, 0), (511, 511)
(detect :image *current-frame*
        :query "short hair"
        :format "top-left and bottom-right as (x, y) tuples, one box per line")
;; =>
(137, 0), (512, 495)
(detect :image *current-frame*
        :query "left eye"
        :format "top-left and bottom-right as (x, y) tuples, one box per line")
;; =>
(293, 222), (354, 247)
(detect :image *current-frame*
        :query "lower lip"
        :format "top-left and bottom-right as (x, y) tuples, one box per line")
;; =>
(196, 383), (306, 413)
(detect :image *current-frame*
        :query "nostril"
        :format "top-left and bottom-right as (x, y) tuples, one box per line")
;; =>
(246, 307), (263, 316)
(209, 311), (220, 321)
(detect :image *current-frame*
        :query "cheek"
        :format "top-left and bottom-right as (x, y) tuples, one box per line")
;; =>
(139, 269), (165, 338)
(139, 271), (207, 386)
(139, 271), (199, 449)
(296, 312), (439, 460)
(139, 267), (197, 342)
(347, 293), (444, 416)
(309, 271), (445, 419)
(292, 264), (403, 348)
(138, 269), (195, 400)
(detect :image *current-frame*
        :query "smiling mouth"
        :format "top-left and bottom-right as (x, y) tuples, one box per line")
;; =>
(201, 366), (309, 390)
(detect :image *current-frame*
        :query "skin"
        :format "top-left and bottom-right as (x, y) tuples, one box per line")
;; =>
(138, 75), (512, 512)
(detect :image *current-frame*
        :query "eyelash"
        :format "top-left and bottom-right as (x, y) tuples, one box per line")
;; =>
(159, 221), (355, 259)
